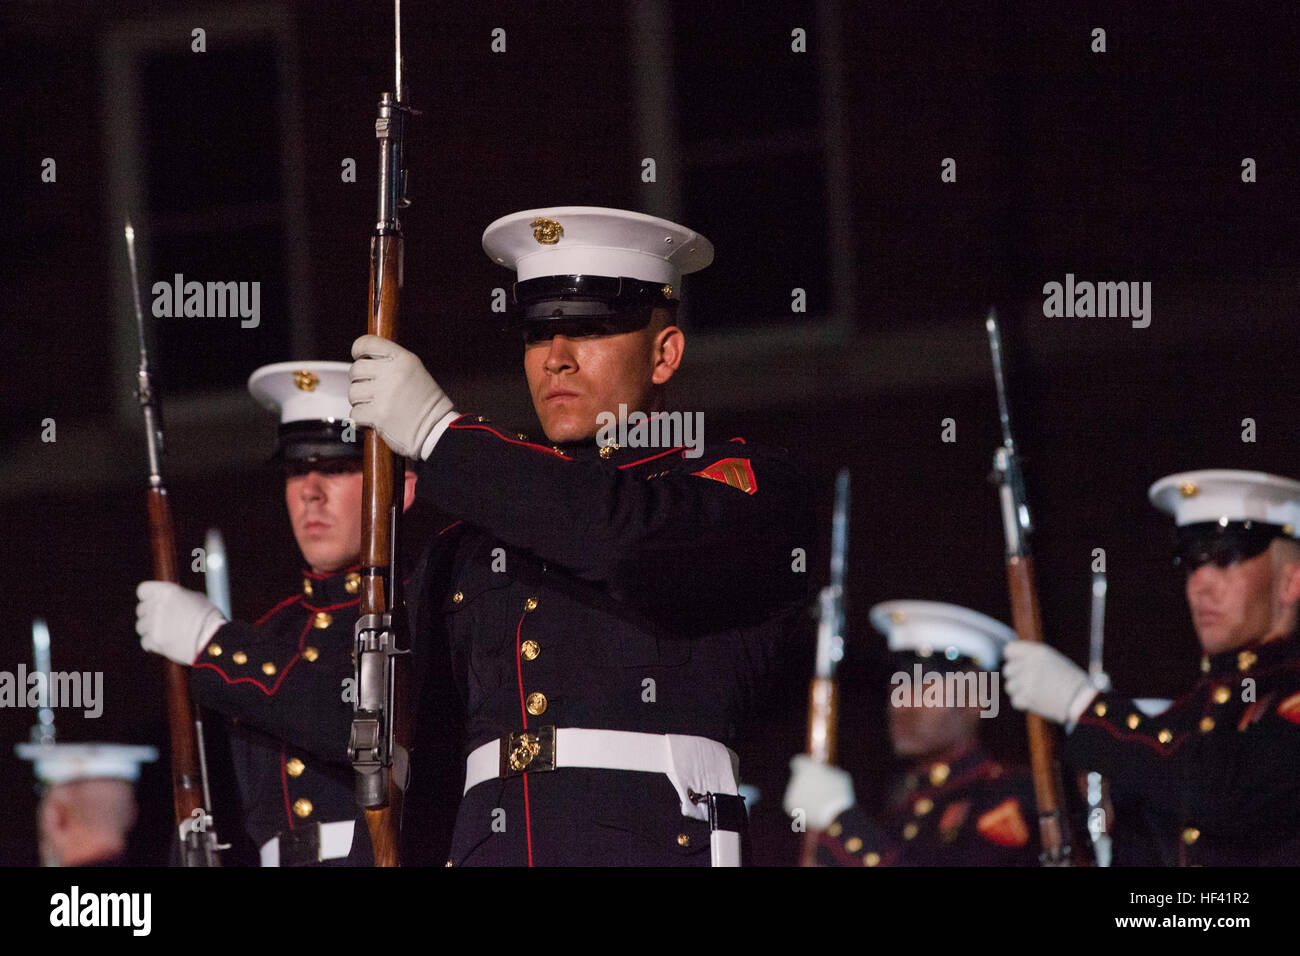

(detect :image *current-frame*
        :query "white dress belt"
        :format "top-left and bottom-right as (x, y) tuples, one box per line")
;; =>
(259, 819), (355, 867)
(464, 727), (740, 823)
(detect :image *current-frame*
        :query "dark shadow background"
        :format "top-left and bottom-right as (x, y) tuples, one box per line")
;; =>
(1, 1), (1297, 866)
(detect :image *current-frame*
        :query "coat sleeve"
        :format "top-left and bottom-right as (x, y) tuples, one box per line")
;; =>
(189, 619), (353, 767)
(416, 420), (814, 627)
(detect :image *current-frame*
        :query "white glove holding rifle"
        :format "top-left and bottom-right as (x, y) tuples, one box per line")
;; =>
(136, 581), (226, 665)
(1002, 640), (1097, 727)
(783, 754), (856, 831)
(349, 335), (458, 460)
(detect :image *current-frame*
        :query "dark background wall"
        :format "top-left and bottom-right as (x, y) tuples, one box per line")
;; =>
(1, 1), (1296, 865)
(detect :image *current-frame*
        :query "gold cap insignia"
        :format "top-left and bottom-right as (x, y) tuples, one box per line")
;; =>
(1178, 481), (1199, 498)
(891, 610), (907, 624)
(531, 217), (563, 245)
(293, 370), (320, 391)
(661, 284), (674, 299)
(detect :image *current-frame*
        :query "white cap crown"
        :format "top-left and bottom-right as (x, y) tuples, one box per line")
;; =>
(870, 600), (1017, 670)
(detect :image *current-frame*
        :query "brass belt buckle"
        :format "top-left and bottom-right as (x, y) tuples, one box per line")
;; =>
(500, 724), (556, 777)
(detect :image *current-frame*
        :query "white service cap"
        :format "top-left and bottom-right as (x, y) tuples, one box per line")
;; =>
(870, 600), (1018, 670)
(15, 742), (159, 786)
(247, 361), (358, 463)
(482, 207), (713, 321)
(1148, 469), (1300, 534)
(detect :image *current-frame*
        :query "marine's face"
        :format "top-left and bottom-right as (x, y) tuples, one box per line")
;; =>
(1185, 546), (1286, 655)
(284, 460), (364, 574)
(888, 696), (977, 760)
(522, 311), (680, 444)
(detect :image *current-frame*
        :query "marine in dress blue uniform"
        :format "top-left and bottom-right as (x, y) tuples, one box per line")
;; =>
(137, 362), (414, 865)
(1005, 470), (1300, 866)
(351, 208), (812, 866)
(785, 600), (1039, 866)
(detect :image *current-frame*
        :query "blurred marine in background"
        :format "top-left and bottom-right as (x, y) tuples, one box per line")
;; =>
(785, 601), (1039, 866)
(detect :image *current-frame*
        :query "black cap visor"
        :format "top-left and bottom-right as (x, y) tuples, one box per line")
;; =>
(1175, 520), (1288, 571)
(274, 420), (362, 466)
(512, 274), (676, 326)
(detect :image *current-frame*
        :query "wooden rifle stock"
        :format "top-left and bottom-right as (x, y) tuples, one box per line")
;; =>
(1004, 553), (1068, 861)
(147, 488), (208, 834)
(799, 677), (839, 866)
(358, 231), (407, 867)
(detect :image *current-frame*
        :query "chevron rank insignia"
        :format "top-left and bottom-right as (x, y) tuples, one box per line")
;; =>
(691, 457), (757, 495)
(1278, 691), (1300, 725)
(976, 798), (1030, 847)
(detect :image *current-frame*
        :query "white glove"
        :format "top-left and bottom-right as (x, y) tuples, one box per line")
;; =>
(782, 754), (856, 830)
(136, 581), (226, 666)
(1002, 640), (1096, 726)
(349, 335), (457, 460)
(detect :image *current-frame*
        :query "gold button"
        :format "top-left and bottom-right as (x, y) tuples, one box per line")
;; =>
(928, 763), (950, 787)
(1200, 717), (1215, 733)
(521, 640), (540, 661)
(207, 643), (223, 657)
(844, 837), (863, 853)
(313, 611), (332, 629)
(1157, 729), (1173, 744)
(526, 692), (547, 716)
(232, 651), (248, 665)
(1093, 701), (1108, 717)
(524, 597), (539, 612)
(599, 445), (615, 460)
(826, 822), (842, 838)
(1181, 827), (1200, 845)
(676, 833), (690, 847)
(902, 822), (919, 840)
(262, 662), (277, 676)
(1213, 685), (1231, 704)
(345, 572), (360, 595)
(1237, 650), (1257, 672)
(293, 798), (313, 818)
(452, 591), (464, 605)
(302, 646), (319, 663)
(914, 798), (934, 817)
(1126, 714), (1140, 730)
(286, 758), (305, 777)
(302, 578), (313, 596)
(1201, 656), (1211, 673)
(864, 852), (881, 867)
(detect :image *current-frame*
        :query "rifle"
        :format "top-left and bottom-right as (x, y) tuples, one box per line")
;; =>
(347, 0), (412, 867)
(125, 221), (223, 866)
(985, 308), (1076, 866)
(1084, 569), (1112, 866)
(30, 618), (56, 746)
(800, 467), (850, 866)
